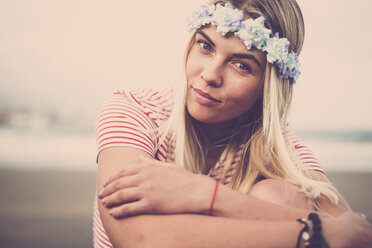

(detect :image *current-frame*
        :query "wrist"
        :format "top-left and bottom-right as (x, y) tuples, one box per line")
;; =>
(193, 174), (217, 215)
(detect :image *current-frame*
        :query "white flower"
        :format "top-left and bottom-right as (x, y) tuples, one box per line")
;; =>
(264, 34), (300, 83)
(212, 3), (243, 35)
(264, 33), (290, 63)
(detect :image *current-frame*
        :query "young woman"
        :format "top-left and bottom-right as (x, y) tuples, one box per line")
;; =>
(94, 0), (372, 247)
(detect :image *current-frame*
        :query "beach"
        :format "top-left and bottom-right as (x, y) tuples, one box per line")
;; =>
(0, 168), (96, 248)
(0, 167), (371, 248)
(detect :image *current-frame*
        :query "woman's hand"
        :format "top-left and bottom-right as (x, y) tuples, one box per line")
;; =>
(98, 156), (215, 218)
(323, 211), (372, 248)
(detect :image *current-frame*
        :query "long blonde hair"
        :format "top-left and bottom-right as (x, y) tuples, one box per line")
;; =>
(162, 0), (338, 207)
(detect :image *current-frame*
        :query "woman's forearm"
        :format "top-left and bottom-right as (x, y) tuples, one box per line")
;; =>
(211, 182), (325, 220)
(99, 204), (301, 248)
(99, 153), (328, 221)
(100, 200), (372, 248)
(98, 146), (325, 222)
(97, 147), (372, 248)
(97, 147), (302, 247)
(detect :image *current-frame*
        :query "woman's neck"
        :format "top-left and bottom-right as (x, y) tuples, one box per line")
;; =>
(193, 119), (238, 174)
(196, 119), (237, 145)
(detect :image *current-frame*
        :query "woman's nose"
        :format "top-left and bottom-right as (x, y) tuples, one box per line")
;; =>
(200, 58), (223, 87)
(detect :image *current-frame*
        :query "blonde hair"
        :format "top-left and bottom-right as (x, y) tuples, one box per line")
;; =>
(161, 0), (338, 208)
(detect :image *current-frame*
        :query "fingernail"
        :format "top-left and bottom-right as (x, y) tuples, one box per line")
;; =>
(101, 199), (105, 206)
(109, 211), (113, 216)
(98, 192), (103, 199)
(103, 181), (107, 187)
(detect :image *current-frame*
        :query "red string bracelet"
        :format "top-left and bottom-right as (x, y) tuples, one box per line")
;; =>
(208, 180), (219, 216)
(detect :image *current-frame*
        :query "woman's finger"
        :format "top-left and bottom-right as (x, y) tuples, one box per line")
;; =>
(103, 162), (147, 187)
(109, 199), (149, 218)
(359, 213), (367, 220)
(101, 187), (140, 208)
(99, 174), (139, 199)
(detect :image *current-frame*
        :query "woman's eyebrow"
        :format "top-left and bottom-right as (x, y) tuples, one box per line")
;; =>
(196, 30), (215, 47)
(197, 30), (261, 67)
(231, 53), (261, 67)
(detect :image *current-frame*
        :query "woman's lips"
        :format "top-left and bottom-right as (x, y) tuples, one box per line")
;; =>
(193, 88), (221, 106)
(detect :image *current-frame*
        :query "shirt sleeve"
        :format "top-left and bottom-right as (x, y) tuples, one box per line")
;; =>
(95, 90), (158, 161)
(284, 128), (325, 174)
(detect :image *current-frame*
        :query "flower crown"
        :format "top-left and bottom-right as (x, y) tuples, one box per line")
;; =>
(187, 3), (300, 84)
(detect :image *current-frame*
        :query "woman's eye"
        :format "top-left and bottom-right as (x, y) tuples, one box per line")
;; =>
(235, 62), (251, 73)
(197, 40), (212, 51)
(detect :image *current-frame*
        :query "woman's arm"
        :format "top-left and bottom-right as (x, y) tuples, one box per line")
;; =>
(99, 154), (347, 220)
(101, 127), (352, 219)
(97, 146), (305, 248)
(100, 211), (303, 248)
(97, 147), (372, 248)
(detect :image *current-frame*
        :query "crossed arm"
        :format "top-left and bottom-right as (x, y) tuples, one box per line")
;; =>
(96, 147), (372, 248)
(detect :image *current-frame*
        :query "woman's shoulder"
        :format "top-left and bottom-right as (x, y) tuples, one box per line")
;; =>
(96, 88), (173, 158)
(112, 88), (173, 125)
(282, 124), (324, 173)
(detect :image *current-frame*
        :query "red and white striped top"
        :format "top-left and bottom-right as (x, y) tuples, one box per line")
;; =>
(93, 89), (323, 248)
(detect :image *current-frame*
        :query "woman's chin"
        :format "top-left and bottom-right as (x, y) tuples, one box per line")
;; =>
(187, 109), (235, 126)
(189, 112), (219, 124)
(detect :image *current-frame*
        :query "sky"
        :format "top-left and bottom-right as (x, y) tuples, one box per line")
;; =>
(1, 0), (372, 130)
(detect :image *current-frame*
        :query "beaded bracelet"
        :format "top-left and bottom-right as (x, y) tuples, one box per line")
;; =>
(296, 213), (330, 248)
(308, 213), (329, 248)
(208, 180), (219, 216)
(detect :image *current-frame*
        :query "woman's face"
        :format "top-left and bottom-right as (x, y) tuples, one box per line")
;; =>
(186, 25), (266, 124)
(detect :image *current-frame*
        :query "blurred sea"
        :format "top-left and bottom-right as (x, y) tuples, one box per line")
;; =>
(296, 130), (372, 172)
(0, 106), (371, 172)
(0, 105), (97, 171)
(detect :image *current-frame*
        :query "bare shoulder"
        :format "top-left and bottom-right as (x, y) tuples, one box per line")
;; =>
(97, 147), (151, 188)
(306, 170), (352, 216)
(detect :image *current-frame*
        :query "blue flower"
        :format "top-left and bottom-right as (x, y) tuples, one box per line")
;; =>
(235, 16), (271, 50)
(263, 33), (300, 83)
(281, 51), (300, 83)
(187, 5), (215, 32)
(212, 3), (243, 35)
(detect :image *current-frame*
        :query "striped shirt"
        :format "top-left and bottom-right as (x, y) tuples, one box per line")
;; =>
(94, 89), (323, 248)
